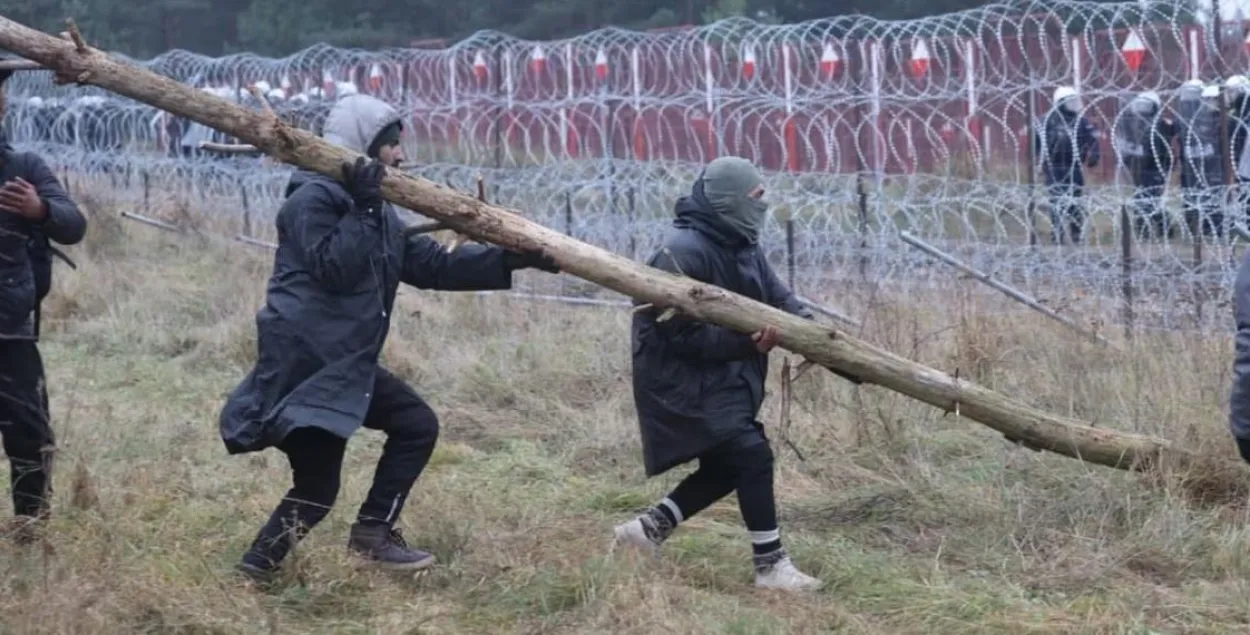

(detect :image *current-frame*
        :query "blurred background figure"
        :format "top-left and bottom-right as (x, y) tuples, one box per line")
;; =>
(1226, 75), (1250, 229)
(1177, 80), (1226, 239)
(1114, 90), (1175, 239)
(1034, 85), (1100, 245)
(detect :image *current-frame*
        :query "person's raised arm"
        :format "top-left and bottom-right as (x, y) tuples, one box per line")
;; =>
(289, 158), (387, 293)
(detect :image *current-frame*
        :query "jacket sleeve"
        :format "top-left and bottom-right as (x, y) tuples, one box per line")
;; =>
(288, 184), (384, 293)
(1080, 118), (1101, 167)
(1232, 254), (1250, 441)
(21, 153), (85, 246)
(400, 235), (513, 291)
(759, 256), (813, 319)
(647, 245), (758, 363)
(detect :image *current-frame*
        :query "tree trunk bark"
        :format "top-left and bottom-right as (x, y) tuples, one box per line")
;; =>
(0, 17), (1223, 474)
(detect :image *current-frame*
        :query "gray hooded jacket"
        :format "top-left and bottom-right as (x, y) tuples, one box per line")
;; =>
(218, 94), (515, 454)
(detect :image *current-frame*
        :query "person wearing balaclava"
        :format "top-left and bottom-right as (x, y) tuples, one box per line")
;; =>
(1114, 91), (1175, 239)
(1033, 85), (1100, 244)
(220, 93), (561, 585)
(1177, 81), (1227, 238)
(0, 57), (86, 543)
(614, 156), (837, 592)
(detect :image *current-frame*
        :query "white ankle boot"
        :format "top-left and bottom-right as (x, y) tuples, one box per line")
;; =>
(613, 516), (662, 553)
(754, 554), (823, 591)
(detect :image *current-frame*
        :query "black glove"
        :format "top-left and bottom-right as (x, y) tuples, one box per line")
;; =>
(503, 248), (560, 273)
(340, 156), (386, 216)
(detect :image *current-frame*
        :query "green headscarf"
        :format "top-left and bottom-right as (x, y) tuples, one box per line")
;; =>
(697, 156), (767, 244)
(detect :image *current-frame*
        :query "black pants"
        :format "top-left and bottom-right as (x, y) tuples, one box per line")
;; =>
(0, 339), (54, 518)
(1236, 437), (1250, 465)
(1183, 187), (1225, 238)
(242, 367), (440, 569)
(1046, 182), (1085, 244)
(1131, 177), (1171, 240)
(665, 426), (777, 533)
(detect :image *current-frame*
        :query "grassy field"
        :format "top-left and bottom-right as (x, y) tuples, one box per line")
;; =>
(1, 188), (1249, 634)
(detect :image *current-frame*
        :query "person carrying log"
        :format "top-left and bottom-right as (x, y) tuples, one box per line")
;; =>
(0, 62), (86, 542)
(613, 156), (825, 591)
(218, 93), (560, 584)
(1229, 248), (1250, 464)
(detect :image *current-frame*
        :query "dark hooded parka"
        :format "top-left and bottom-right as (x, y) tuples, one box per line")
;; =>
(219, 94), (515, 454)
(630, 157), (813, 477)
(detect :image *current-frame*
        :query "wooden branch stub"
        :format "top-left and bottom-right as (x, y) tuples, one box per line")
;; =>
(198, 141), (260, 154)
(65, 19), (88, 53)
(247, 84), (276, 118)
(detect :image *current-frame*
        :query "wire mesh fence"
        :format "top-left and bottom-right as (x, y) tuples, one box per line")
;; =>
(6, 0), (1250, 333)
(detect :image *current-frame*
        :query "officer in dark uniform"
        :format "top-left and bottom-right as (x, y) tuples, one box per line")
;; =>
(1177, 80), (1226, 238)
(1033, 85), (1100, 244)
(1114, 91), (1175, 239)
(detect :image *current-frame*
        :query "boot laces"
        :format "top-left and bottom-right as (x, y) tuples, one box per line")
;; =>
(387, 527), (409, 549)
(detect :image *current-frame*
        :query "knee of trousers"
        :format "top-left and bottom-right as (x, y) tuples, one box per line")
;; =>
(725, 440), (775, 485)
(393, 405), (440, 444)
(290, 471), (344, 511)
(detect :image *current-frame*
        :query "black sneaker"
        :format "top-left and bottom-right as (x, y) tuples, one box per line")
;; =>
(234, 561), (279, 588)
(347, 523), (436, 571)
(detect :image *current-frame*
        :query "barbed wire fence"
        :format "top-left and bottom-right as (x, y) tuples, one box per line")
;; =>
(5, 0), (1250, 334)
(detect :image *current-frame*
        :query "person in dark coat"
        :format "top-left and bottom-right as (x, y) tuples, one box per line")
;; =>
(1033, 85), (1100, 244)
(1230, 247), (1250, 463)
(1177, 81), (1227, 238)
(612, 156), (824, 591)
(220, 94), (559, 582)
(0, 66), (86, 540)
(1113, 91), (1175, 239)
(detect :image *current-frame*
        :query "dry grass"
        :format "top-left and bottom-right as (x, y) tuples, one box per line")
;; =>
(2, 185), (1250, 634)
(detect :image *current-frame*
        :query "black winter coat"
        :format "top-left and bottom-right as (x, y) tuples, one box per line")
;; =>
(218, 169), (515, 454)
(630, 195), (811, 476)
(0, 144), (85, 340)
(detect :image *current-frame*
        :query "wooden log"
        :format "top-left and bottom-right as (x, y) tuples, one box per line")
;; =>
(0, 16), (1222, 474)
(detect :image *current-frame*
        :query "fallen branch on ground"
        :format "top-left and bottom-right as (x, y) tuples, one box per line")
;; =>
(1, 16), (1234, 476)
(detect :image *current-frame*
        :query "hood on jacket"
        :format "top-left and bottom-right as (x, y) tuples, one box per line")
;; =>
(322, 94), (402, 155)
(673, 156), (767, 247)
(284, 94), (403, 198)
